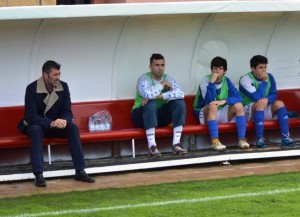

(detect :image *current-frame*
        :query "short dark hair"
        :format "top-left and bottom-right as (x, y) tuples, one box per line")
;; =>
(250, 55), (268, 68)
(211, 56), (227, 71)
(150, 53), (164, 64)
(42, 60), (61, 74)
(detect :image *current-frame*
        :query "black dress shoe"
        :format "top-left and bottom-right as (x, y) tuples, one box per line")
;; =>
(75, 170), (95, 183)
(35, 173), (46, 187)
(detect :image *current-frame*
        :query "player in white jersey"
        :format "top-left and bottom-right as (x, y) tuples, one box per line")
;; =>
(131, 53), (187, 157)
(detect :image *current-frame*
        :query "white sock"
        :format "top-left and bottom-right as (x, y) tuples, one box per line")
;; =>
(146, 128), (156, 148)
(173, 125), (183, 146)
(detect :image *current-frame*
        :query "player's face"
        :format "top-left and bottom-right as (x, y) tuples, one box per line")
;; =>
(212, 66), (226, 80)
(252, 63), (267, 78)
(149, 59), (165, 80)
(44, 68), (61, 88)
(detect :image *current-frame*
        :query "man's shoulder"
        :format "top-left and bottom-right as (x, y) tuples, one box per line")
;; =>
(239, 72), (252, 82)
(59, 80), (68, 86)
(200, 75), (210, 83)
(137, 73), (150, 81)
(164, 73), (175, 80)
(224, 76), (235, 85)
(240, 72), (250, 77)
(26, 80), (38, 89)
(224, 76), (232, 81)
(267, 72), (275, 78)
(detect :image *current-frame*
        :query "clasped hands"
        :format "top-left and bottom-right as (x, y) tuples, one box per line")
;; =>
(50, 118), (67, 129)
(209, 99), (226, 107)
(142, 80), (173, 106)
(256, 98), (268, 110)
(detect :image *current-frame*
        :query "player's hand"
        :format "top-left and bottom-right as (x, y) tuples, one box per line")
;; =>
(142, 98), (148, 106)
(258, 72), (268, 81)
(50, 119), (67, 129)
(210, 72), (219, 83)
(256, 98), (268, 109)
(160, 81), (173, 91)
(209, 100), (226, 107)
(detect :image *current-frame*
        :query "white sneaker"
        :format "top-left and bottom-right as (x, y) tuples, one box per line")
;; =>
(239, 138), (250, 149)
(211, 138), (226, 151)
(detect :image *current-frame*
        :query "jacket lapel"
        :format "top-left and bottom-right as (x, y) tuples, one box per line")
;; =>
(36, 77), (64, 115)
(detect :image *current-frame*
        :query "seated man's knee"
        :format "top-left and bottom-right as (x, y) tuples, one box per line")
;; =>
(273, 100), (285, 109)
(63, 122), (80, 138)
(207, 103), (218, 113)
(143, 100), (157, 112)
(232, 102), (244, 112)
(26, 125), (44, 137)
(253, 102), (265, 111)
(66, 122), (79, 132)
(172, 99), (186, 110)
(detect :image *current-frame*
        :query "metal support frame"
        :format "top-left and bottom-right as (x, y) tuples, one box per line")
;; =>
(132, 139), (135, 158)
(47, 144), (52, 165)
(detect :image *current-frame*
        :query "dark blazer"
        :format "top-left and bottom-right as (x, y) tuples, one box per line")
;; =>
(23, 77), (73, 131)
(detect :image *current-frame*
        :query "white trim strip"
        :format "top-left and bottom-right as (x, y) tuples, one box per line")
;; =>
(1, 149), (300, 182)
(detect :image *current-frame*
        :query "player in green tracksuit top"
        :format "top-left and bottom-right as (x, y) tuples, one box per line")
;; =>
(193, 56), (249, 151)
(131, 53), (187, 157)
(239, 55), (294, 148)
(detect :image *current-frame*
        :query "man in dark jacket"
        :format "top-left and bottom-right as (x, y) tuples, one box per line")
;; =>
(20, 60), (94, 187)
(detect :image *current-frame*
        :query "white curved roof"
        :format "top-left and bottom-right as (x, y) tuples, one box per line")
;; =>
(1, 1), (300, 106)
(1, 1), (300, 20)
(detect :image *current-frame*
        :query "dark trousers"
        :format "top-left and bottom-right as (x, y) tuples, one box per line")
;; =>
(131, 99), (186, 130)
(26, 122), (86, 174)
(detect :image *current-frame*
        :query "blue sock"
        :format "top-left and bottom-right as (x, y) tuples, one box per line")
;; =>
(254, 111), (264, 140)
(236, 116), (246, 140)
(277, 107), (289, 138)
(208, 120), (218, 139)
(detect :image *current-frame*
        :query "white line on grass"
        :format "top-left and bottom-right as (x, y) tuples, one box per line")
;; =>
(242, 162), (299, 169)
(4, 187), (300, 217)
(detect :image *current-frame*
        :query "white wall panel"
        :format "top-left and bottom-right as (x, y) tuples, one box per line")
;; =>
(267, 12), (300, 89)
(0, 20), (40, 106)
(0, 2), (300, 106)
(191, 12), (283, 93)
(30, 17), (127, 102)
(114, 14), (208, 99)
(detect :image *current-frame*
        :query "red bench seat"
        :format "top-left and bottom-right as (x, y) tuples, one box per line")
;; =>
(1, 89), (300, 151)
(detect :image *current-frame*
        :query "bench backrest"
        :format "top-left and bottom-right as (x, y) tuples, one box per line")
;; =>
(0, 106), (25, 137)
(278, 89), (300, 114)
(72, 96), (198, 131)
(0, 96), (197, 136)
(1, 88), (299, 137)
(72, 99), (135, 131)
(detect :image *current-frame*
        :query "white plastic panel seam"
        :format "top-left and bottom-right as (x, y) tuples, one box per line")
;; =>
(112, 16), (132, 99)
(29, 19), (46, 83)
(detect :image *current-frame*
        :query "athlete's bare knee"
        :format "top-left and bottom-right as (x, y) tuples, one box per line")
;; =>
(252, 102), (265, 111)
(207, 103), (218, 113)
(232, 102), (244, 111)
(235, 103), (245, 116)
(273, 100), (285, 110)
